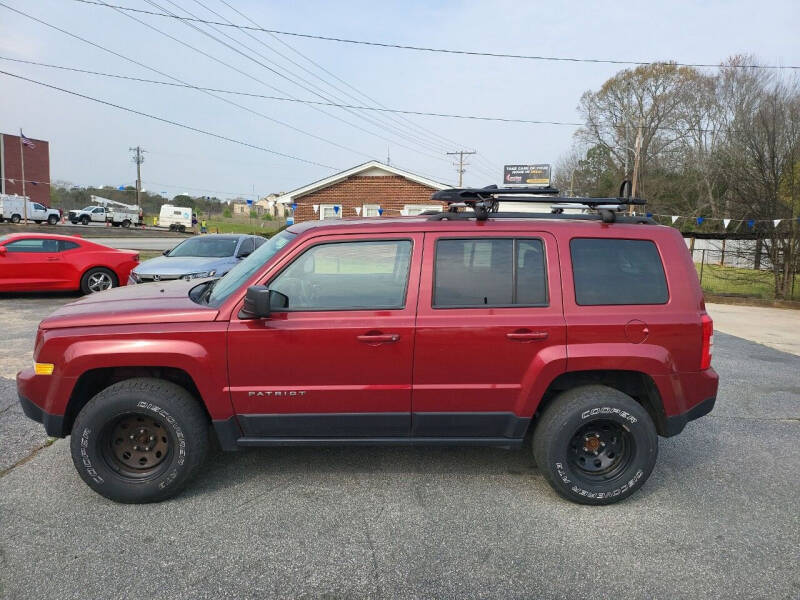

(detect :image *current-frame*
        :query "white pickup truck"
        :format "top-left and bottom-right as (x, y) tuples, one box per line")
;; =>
(0, 194), (61, 224)
(68, 197), (142, 227)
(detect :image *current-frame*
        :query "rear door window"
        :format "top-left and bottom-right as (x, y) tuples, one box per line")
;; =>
(433, 238), (548, 307)
(4, 238), (59, 253)
(570, 238), (668, 305)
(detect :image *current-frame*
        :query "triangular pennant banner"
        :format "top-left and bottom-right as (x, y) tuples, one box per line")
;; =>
(723, 218), (731, 228)
(773, 219), (781, 227)
(354, 207), (361, 216)
(312, 204), (319, 214)
(333, 205), (340, 214)
(671, 215), (679, 224)
(7, 178), (14, 184)
(378, 207), (384, 216)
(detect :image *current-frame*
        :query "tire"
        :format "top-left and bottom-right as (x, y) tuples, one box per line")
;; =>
(70, 378), (209, 503)
(10, 214), (21, 224)
(532, 385), (658, 505)
(122, 219), (131, 228)
(80, 267), (118, 294)
(80, 215), (90, 225)
(47, 214), (59, 225)
(34, 220), (42, 224)
(178, 224), (186, 233)
(168, 224), (176, 232)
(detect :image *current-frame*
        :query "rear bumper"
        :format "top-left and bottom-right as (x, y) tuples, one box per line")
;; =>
(663, 395), (716, 437)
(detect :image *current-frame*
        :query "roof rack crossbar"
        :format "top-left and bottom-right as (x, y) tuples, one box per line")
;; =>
(430, 183), (647, 223)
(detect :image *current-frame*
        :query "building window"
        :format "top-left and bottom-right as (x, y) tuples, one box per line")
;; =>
(362, 204), (381, 217)
(402, 204), (441, 216)
(319, 204), (341, 220)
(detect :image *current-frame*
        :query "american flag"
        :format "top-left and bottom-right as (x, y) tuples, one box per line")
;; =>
(20, 130), (35, 149)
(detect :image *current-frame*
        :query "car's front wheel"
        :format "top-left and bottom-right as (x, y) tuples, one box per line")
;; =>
(80, 267), (118, 294)
(70, 378), (209, 503)
(533, 385), (658, 505)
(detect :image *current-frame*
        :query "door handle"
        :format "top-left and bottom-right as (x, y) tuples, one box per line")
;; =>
(506, 330), (549, 341)
(357, 333), (400, 343)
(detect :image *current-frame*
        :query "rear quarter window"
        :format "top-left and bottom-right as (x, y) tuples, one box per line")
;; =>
(570, 238), (668, 305)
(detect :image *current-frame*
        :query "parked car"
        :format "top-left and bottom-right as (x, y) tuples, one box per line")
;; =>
(16, 186), (718, 505)
(0, 194), (61, 225)
(0, 233), (138, 294)
(129, 234), (264, 284)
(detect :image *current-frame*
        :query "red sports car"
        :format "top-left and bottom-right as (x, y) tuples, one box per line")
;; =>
(0, 233), (138, 294)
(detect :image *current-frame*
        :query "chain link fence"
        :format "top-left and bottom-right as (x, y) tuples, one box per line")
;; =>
(688, 238), (798, 300)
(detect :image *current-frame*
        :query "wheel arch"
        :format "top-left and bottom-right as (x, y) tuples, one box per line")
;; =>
(532, 370), (669, 436)
(62, 366), (210, 436)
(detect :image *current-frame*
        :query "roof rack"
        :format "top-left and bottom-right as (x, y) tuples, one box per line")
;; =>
(429, 180), (648, 223)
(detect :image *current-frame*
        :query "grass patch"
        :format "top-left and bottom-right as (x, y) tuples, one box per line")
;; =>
(203, 218), (284, 235)
(696, 263), (799, 300)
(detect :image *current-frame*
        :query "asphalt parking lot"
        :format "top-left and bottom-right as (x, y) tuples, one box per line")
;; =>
(0, 296), (798, 599)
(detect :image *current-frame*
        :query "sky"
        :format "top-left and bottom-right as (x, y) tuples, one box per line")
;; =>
(1, 0), (798, 200)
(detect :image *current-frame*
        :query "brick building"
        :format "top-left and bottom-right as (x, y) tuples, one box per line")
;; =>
(0, 132), (51, 206)
(276, 161), (448, 223)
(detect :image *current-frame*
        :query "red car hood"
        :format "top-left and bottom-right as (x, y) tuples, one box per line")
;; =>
(40, 280), (219, 329)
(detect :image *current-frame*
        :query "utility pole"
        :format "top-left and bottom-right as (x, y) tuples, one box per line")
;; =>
(129, 146), (146, 208)
(19, 133), (27, 224)
(447, 150), (476, 187)
(631, 120), (644, 198)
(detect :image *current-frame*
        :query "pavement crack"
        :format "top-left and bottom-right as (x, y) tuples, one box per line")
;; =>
(708, 415), (800, 423)
(0, 438), (56, 479)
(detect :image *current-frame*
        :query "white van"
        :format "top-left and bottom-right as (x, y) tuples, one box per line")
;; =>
(158, 205), (193, 232)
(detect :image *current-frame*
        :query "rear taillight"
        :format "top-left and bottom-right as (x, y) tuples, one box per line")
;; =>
(700, 313), (713, 370)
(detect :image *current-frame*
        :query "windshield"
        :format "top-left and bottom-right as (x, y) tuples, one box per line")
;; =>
(80, 206), (96, 211)
(207, 230), (295, 306)
(168, 236), (238, 258)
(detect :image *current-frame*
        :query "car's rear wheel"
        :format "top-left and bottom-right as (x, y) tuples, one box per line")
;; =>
(70, 378), (209, 503)
(178, 224), (186, 233)
(80, 267), (118, 294)
(10, 214), (21, 224)
(34, 220), (42, 224)
(532, 385), (658, 505)
(122, 219), (131, 228)
(47, 214), (59, 225)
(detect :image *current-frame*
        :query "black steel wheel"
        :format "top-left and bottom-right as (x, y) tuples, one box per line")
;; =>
(103, 413), (173, 480)
(70, 378), (209, 503)
(533, 385), (658, 505)
(568, 419), (634, 481)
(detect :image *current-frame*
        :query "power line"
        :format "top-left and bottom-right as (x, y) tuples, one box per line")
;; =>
(73, 0), (800, 70)
(0, 2), (378, 161)
(0, 69), (338, 169)
(132, 0), (450, 162)
(0, 55), (586, 127)
(200, 0), (461, 155)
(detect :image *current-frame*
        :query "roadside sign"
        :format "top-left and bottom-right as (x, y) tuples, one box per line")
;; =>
(503, 164), (551, 187)
(246, 199), (253, 206)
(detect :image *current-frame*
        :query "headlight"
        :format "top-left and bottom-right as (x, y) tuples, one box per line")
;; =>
(181, 270), (216, 280)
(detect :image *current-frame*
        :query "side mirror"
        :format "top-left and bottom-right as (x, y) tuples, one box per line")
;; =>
(162, 249), (170, 256)
(239, 286), (289, 319)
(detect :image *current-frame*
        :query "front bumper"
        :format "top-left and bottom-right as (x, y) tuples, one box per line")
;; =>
(17, 367), (70, 437)
(18, 392), (65, 437)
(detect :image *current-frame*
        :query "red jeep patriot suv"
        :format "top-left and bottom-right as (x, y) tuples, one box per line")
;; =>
(17, 186), (718, 505)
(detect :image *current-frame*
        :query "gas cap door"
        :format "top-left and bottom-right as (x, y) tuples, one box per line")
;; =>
(625, 319), (650, 344)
